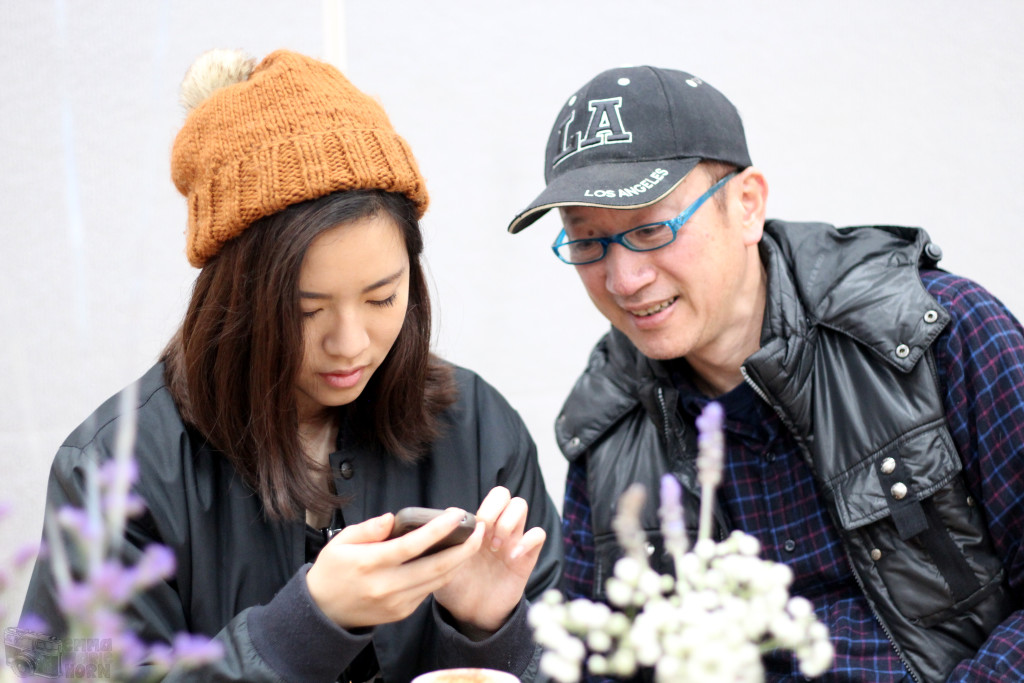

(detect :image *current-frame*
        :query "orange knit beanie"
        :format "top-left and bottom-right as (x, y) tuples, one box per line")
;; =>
(171, 49), (429, 267)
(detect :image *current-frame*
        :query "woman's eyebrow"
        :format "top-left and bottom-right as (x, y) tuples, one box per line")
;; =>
(361, 267), (406, 293)
(299, 267), (406, 299)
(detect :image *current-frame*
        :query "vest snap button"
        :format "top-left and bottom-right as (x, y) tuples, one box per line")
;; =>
(870, 548), (882, 561)
(880, 457), (896, 475)
(924, 310), (939, 324)
(339, 460), (354, 480)
(569, 436), (581, 448)
(895, 344), (910, 359)
(966, 495), (976, 507)
(645, 542), (656, 556)
(891, 482), (908, 500)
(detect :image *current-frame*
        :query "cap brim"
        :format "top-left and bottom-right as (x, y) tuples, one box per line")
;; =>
(507, 158), (700, 234)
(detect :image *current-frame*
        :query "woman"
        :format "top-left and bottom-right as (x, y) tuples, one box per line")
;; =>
(22, 48), (561, 682)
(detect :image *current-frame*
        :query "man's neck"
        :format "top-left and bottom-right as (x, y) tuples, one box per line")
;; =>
(686, 258), (767, 397)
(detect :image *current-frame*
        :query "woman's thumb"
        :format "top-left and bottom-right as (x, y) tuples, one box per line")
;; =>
(329, 512), (394, 545)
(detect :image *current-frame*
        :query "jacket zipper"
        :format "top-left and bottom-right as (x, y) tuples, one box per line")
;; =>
(655, 386), (674, 455)
(738, 365), (922, 683)
(739, 366), (806, 451)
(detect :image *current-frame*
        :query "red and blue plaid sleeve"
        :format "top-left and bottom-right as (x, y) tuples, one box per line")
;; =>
(561, 458), (621, 683)
(924, 270), (1024, 681)
(561, 458), (597, 601)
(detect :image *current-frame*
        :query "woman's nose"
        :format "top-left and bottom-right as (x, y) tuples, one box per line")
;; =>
(323, 313), (369, 359)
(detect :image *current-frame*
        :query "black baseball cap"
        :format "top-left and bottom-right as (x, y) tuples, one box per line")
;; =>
(507, 65), (752, 234)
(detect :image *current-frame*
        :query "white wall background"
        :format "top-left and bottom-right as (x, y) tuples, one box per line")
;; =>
(3, 0), (1023, 626)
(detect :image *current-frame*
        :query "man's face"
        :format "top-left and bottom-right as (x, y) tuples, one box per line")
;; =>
(559, 169), (763, 363)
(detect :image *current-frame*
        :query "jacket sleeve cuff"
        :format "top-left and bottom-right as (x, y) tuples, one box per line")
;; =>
(431, 598), (539, 675)
(246, 563), (374, 682)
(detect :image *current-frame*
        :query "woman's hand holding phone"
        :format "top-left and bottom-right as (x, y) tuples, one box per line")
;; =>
(306, 508), (485, 630)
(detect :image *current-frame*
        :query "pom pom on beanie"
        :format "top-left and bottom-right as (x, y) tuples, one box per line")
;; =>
(171, 49), (429, 267)
(178, 48), (257, 112)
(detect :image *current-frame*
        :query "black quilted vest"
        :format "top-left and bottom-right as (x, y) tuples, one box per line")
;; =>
(557, 221), (1011, 682)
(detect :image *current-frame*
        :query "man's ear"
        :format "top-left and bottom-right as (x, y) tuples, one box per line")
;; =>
(733, 167), (768, 246)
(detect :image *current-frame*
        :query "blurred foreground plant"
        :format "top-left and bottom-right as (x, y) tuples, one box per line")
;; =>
(7, 385), (222, 681)
(529, 403), (833, 683)
(1, 503), (39, 681)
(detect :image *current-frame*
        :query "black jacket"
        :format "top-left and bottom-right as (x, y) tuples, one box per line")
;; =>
(24, 362), (563, 682)
(556, 221), (1010, 682)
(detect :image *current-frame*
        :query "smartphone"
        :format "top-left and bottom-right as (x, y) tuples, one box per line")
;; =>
(388, 506), (477, 557)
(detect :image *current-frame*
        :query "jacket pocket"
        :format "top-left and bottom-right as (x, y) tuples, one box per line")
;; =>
(854, 476), (1004, 627)
(828, 427), (1005, 627)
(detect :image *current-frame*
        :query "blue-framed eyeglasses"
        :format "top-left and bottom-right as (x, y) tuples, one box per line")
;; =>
(552, 171), (738, 265)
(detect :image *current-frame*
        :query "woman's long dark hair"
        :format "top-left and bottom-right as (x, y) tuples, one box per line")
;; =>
(162, 190), (455, 520)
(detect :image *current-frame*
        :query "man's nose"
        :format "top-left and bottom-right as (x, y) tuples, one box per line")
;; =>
(603, 243), (656, 297)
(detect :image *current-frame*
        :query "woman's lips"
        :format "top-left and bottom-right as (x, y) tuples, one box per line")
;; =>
(319, 367), (364, 389)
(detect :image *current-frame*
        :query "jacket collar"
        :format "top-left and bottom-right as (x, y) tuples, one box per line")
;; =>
(758, 221), (950, 372)
(556, 327), (651, 460)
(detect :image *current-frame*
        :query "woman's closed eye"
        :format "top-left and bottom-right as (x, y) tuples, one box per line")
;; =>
(369, 293), (398, 308)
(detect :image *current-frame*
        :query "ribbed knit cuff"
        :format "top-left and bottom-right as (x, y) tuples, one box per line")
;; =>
(432, 598), (538, 676)
(247, 564), (374, 682)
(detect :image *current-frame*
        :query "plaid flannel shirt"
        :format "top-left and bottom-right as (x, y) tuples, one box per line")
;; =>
(561, 270), (1024, 682)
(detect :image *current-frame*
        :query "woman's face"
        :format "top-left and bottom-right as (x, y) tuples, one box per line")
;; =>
(294, 213), (410, 425)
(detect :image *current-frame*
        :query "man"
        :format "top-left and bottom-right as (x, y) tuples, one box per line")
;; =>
(507, 65), (1024, 682)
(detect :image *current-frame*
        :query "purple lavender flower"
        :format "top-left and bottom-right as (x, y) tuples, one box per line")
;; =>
(132, 544), (176, 588)
(57, 582), (95, 615)
(12, 542), (39, 568)
(15, 396), (226, 679)
(121, 493), (147, 517)
(696, 401), (725, 488)
(17, 613), (49, 634)
(89, 559), (138, 604)
(57, 507), (99, 543)
(109, 629), (148, 670)
(98, 457), (138, 489)
(171, 632), (226, 666)
(611, 483), (649, 562)
(659, 473), (688, 558)
(146, 642), (175, 669)
(695, 401), (726, 541)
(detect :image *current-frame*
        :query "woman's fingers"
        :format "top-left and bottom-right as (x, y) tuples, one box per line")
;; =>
(474, 486), (512, 525)
(509, 525), (547, 562)
(489, 495), (529, 553)
(328, 512), (394, 544)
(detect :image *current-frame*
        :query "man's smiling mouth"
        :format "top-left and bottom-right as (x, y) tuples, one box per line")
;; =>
(633, 297), (677, 317)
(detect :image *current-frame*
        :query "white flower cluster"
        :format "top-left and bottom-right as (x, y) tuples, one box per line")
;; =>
(530, 531), (833, 683)
(530, 401), (833, 682)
